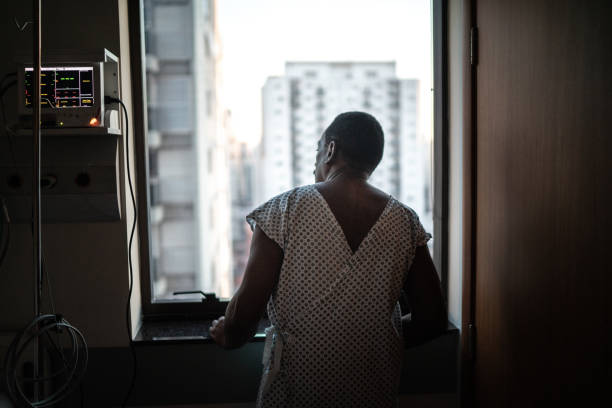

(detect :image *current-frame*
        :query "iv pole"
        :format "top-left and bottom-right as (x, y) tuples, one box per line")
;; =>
(32, 0), (43, 399)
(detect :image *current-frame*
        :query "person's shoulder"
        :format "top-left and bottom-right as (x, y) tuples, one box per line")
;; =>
(290, 184), (315, 196)
(390, 198), (423, 222)
(286, 184), (319, 207)
(272, 185), (312, 200)
(277, 184), (319, 200)
(390, 199), (431, 243)
(255, 185), (313, 209)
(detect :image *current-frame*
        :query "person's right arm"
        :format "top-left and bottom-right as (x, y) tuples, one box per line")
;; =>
(402, 245), (448, 348)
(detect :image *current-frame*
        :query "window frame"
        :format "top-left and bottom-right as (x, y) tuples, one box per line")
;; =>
(128, 0), (227, 320)
(127, 0), (449, 320)
(432, 0), (450, 301)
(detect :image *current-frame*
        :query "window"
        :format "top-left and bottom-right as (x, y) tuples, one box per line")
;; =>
(131, 0), (444, 318)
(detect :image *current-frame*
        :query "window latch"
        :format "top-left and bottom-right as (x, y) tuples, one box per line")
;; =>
(172, 290), (219, 303)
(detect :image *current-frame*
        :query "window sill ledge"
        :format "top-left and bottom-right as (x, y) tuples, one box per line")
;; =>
(134, 318), (458, 346)
(134, 318), (270, 345)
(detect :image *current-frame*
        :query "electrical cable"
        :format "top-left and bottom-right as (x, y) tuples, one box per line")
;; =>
(3, 314), (88, 407)
(105, 96), (139, 408)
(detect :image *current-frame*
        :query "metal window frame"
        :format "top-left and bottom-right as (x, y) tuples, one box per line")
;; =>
(128, 0), (449, 321)
(432, 0), (450, 302)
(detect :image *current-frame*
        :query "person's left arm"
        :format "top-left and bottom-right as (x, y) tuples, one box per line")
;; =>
(209, 225), (283, 349)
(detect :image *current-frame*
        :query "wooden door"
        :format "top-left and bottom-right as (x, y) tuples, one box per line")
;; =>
(470, 0), (611, 406)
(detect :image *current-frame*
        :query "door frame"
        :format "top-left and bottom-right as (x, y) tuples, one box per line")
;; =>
(460, 0), (477, 406)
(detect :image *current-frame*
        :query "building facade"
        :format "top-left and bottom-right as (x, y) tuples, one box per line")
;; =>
(144, 0), (231, 300)
(260, 62), (429, 227)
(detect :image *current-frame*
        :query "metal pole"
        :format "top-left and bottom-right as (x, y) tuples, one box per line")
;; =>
(32, 0), (43, 400)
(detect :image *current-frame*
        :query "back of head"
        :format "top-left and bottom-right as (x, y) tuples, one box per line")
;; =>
(324, 111), (384, 174)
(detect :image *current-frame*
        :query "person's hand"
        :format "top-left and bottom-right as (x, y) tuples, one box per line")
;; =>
(209, 316), (228, 348)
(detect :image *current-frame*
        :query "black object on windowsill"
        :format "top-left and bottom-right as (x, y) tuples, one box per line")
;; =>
(173, 290), (219, 303)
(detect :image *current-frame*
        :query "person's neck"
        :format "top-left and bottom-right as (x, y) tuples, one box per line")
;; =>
(325, 166), (369, 184)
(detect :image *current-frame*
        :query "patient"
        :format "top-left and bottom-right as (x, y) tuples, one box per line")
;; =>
(210, 111), (447, 407)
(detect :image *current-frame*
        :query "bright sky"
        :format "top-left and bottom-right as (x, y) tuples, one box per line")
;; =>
(217, 0), (432, 146)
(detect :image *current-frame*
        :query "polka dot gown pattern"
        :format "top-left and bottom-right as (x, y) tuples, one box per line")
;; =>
(246, 184), (431, 408)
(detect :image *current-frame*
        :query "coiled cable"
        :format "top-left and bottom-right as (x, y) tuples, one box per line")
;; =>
(3, 314), (88, 407)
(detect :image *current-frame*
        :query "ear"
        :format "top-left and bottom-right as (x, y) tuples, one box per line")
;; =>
(325, 140), (336, 164)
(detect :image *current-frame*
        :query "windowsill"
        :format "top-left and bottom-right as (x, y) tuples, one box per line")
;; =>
(134, 318), (270, 345)
(134, 318), (458, 345)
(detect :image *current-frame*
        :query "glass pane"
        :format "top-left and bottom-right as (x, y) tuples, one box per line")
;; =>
(144, 0), (433, 300)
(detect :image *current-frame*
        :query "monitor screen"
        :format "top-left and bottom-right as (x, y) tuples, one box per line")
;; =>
(24, 66), (95, 108)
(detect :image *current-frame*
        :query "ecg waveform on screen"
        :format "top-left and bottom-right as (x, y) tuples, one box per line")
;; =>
(25, 67), (94, 108)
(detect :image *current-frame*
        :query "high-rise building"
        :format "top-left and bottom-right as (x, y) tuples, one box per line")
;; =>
(260, 62), (429, 224)
(144, 0), (231, 299)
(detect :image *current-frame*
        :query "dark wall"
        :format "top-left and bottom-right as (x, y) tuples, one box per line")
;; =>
(63, 331), (457, 407)
(472, 0), (611, 406)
